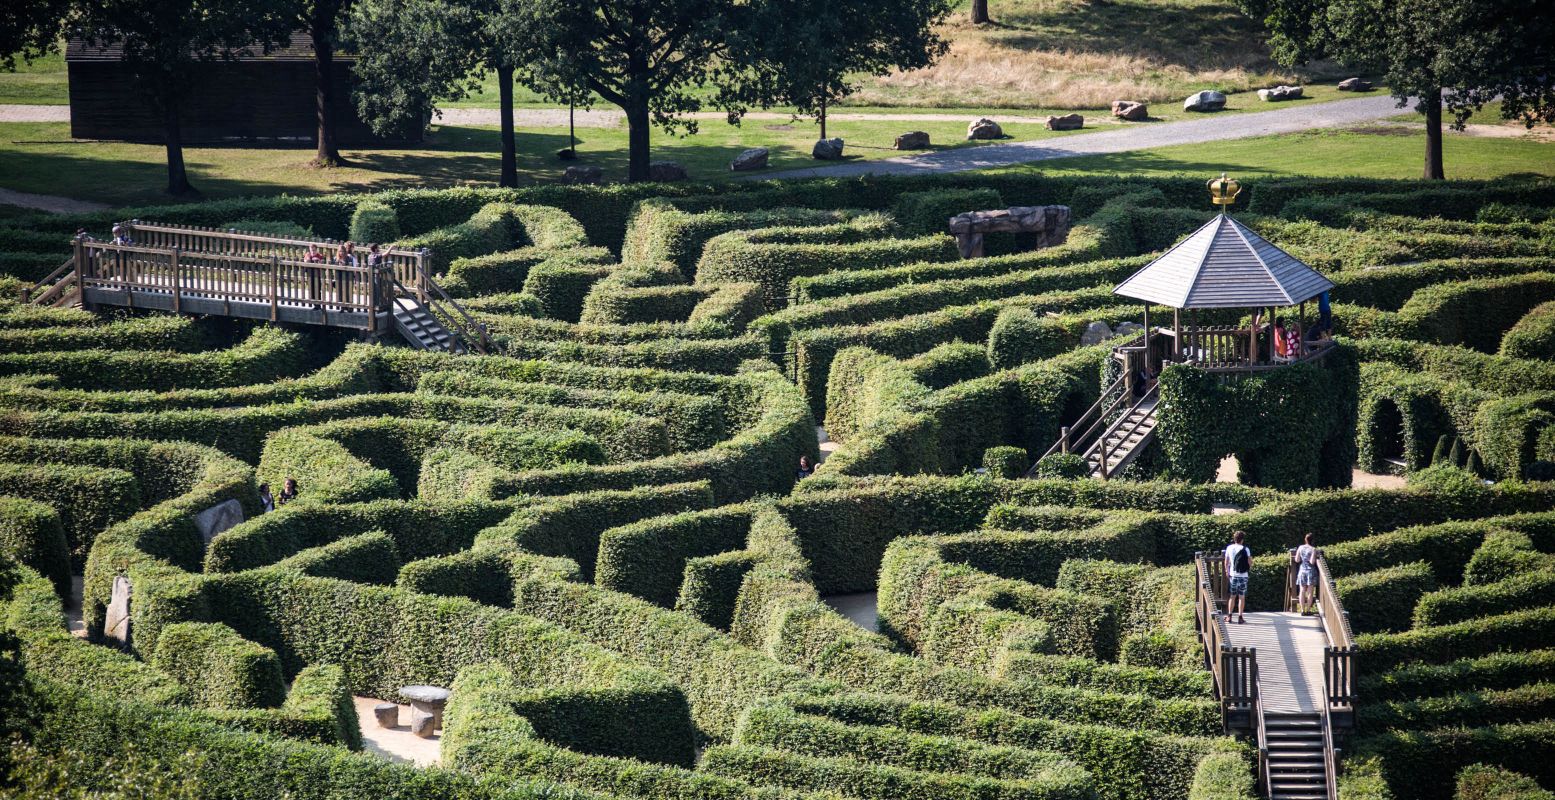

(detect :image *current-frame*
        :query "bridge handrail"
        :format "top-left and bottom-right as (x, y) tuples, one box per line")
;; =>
(1036, 372), (1128, 464)
(25, 257), (77, 305)
(1088, 384), (1157, 480)
(1195, 550), (1256, 730)
(1286, 547), (1357, 718)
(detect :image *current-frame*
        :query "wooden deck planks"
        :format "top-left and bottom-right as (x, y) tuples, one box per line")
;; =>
(1222, 612), (1329, 713)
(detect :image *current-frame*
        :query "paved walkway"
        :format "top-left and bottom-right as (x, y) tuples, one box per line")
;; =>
(0, 187), (109, 214)
(758, 95), (1403, 179)
(353, 696), (441, 766)
(1221, 612), (1329, 713)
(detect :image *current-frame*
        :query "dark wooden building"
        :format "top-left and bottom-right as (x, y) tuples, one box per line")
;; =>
(66, 33), (422, 145)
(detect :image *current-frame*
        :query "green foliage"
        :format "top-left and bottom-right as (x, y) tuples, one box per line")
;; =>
(1501, 301), (1555, 360)
(347, 200), (401, 244)
(1456, 764), (1555, 800)
(1334, 562), (1436, 634)
(0, 496), (70, 598)
(1033, 454), (1091, 480)
(1156, 346), (1360, 490)
(150, 622), (287, 710)
(892, 188), (1002, 236)
(984, 446), (1028, 479)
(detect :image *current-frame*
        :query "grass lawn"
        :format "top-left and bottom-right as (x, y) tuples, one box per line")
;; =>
(0, 116), (1085, 206)
(0, 52), (68, 105)
(999, 126), (1555, 180)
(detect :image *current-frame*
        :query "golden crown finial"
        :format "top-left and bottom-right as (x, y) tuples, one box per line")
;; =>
(1208, 173), (1241, 207)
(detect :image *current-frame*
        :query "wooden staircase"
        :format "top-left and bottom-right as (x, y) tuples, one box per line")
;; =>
(393, 297), (466, 354)
(1264, 712), (1329, 800)
(25, 259), (79, 307)
(1082, 394), (1157, 478)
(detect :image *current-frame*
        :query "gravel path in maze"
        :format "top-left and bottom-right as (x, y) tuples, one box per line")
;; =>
(760, 94), (1405, 179)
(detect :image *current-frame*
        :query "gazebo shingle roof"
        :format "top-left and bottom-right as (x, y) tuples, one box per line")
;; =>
(1112, 214), (1334, 309)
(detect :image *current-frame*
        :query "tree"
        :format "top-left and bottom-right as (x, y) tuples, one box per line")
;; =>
(0, 0), (70, 71)
(734, 0), (952, 142)
(298, 0), (354, 167)
(971, 0), (991, 24)
(517, 0), (952, 181)
(346, 0), (541, 187)
(1239, 0), (1555, 179)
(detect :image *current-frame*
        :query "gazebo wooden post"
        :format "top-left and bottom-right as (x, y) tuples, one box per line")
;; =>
(1173, 308), (1182, 360)
(1142, 304), (1151, 369)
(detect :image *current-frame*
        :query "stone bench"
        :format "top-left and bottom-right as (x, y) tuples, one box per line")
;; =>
(398, 685), (451, 738)
(947, 205), (1073, 258)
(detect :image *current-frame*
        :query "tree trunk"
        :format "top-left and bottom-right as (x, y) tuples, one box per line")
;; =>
(1422, 87), (1445, 180)
(312, 11), (346, 167)
(164, 101), (192, 196)
(971, 0), (990, 24)
(497, 64), (517, 188)
(625, 76), (651, 181)
(819, 95), (827, 140)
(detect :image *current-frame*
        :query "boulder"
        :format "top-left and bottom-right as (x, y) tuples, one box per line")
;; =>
(648, 161), (688, 181)
(1111, 100), (1149, 121)
(811, 138), (845, 160)
(1115, 321), (1144, 338)
(409, 707), (437, 738)
(1337, 77), (1373, 92)
(104, 575), (131, 649)
(894, 131), (931, 150)
(562, 165), (602, 184)
(373, 703), (399, 728)
(729, 147), (769, 171)
(194, 499), (243, 545)
(1258, 85), (1304, 101)
(1183, 90), (1227, 112)
(1079, 321), (1114, 346)
(966, 118), (1003, 140)
(1045, 113), (1084, 131)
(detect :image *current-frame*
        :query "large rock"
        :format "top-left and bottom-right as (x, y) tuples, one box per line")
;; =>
(966, 118), (1003, 140)
(562, 165), (603, 184)
(1258, 85), (1304, 101)
(104, 575), (131, 649)
(1115, 321), (1144, 338)
(811, 138), (845, 160)
(648, 161), (688, 181)
(894, 130), (931, 150)
(1111, 100), (1149, 121)
(729, 147), (769, 171)
(1045, 113), (1084, 131)
(374, 703), (399, 728)
(1183, 90), (1227, 112)
(1337, 77), (1373, 92)
(194, 499), (243, 545)
(1079, 321), (1114, 346)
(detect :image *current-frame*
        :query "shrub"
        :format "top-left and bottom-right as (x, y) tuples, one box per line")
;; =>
(892, 188), (1002, 236)
(222, 219), (316, 239)
(1501, 301), (1555, 360)
(1359, 682), (1555, 731)
(151, 622), (287, 709)
(985, 446), (1028, 479)
(1456, 764), (1555, 800)
(347, 200), (401, 243)
(1333, 562), (1437, 634)
(446, 246), (612, 298)
(1358, 606), (1555, 671)
(697, 218), (958, 296)
(1414, 570), (1555, 627)
(701, 744), (1095, 800)
(1363, 649), (1555, 701)
(1033, 454), (1091, 480)
(0, 496), (70, 598)
(268, 530), (400, 585)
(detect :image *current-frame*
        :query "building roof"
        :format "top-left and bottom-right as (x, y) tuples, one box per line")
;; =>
(66, 32), (355, 63)
(1112, 213), (1335, 309)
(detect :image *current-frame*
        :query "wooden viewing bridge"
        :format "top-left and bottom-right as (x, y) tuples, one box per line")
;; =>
(26, 220), (491, 354)
(1036, 176), (1338, 479)
(1196, 548), (1356, 800)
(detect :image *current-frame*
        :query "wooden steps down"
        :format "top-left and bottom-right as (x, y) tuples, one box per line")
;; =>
(393, 298), (466, 354)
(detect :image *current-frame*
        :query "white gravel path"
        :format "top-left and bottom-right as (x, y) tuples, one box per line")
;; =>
(756, 95), (1406, 179)
(0, 187), (108, 213)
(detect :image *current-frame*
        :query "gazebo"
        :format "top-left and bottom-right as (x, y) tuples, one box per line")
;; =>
(1111, 175), (1336, 379)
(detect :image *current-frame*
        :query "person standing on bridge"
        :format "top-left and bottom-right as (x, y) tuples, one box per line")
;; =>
(1293, 533), (1318, 615)
(1224, 531), (1251, 624)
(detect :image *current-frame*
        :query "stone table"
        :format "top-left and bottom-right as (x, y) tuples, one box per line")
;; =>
(399, 685), (451, 738)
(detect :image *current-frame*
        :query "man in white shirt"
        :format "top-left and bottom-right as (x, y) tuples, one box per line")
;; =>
(1224, 530), (1251, 624)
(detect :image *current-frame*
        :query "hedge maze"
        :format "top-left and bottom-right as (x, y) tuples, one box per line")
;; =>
(1, 175), (1554, 799)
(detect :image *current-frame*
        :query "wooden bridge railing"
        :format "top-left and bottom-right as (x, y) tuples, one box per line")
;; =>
(1285, 547), (1357, 729)
(121, 220), (429, 302)
(76, 239), (384, 329)
(1196, 551), (1256, 731)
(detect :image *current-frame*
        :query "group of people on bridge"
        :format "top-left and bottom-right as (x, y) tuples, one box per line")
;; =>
(1222, 530), (1321, 624)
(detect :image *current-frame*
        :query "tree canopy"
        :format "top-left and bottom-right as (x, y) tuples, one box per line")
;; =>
(1239, 0), (1555, 178)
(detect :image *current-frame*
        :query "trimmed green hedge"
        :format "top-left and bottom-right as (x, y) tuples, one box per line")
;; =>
(151, 621), (287, 709)
(1363, 649), (1555, 701)
(1359, 682), (1555, 731)
(0, 325), (308, 392)
(1456, 764), (1555, 800)
(1359, 605), (1555, 671)
(1502, 301), (1555, 360)
(892, 188), (1002, 236)
(1414, 569), (1555, 627)
(268, 530), (401, 585)
(1334, 562), (1437, 634)
(0, 495), (70, 598)
(596, 504), (758, 607)
(697, 216), (958, 296)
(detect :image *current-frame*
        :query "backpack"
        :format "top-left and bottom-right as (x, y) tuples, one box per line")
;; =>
(1232, 545), (1250, 574)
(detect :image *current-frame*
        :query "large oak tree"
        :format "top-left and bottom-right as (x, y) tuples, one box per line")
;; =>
(1239, 0), (1554, 178)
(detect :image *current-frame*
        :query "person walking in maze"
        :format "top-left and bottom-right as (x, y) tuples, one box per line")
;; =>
(1224, 531), (1251, 624)
(1293, 533), (1318, 615)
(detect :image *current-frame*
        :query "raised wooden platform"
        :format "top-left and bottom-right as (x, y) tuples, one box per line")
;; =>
(1222, 612), (1329, 713)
